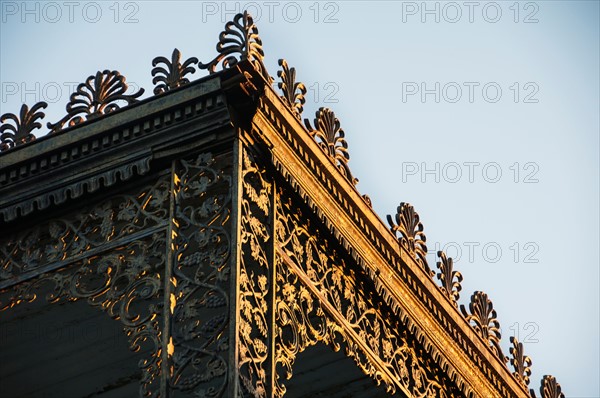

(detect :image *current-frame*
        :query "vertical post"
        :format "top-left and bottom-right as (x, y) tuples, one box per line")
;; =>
(268, 180), (277, 397)
(228, 137), (244, 397)
(161, 160), (178, 397)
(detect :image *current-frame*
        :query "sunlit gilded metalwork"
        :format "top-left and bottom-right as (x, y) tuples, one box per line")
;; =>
(461, 291), (507, 363)
(531, 375), (565, 398)
(509, 336), (532, 387)
(436, 250), (463, 305)
(277, 59), (306, 120)
(274, 188), (458, 397)
(238, 148), (272, 397)
(387, 202), (432, 277)
(304, 107), (357, 185)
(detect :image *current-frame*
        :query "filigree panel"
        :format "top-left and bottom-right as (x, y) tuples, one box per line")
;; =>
(274, 191), (460, 397)
(169, 152), (233, 397)
(237, 148), (272, 397)
(0, 235), (166, 397)
(0, 174), (170, 283)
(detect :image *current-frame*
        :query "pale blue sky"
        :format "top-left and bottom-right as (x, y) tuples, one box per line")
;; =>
(1, 1), (599, 396)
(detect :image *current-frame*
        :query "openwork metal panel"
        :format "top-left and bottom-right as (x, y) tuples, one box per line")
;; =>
(274, 185), (460, 397)
(169, 151), (234, 396)
(1, 173), (171, 396)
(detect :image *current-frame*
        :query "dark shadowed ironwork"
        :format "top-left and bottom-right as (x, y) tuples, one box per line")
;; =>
(199, 11), (271, 83)
(152, 48), (198, 95)
(47, 70), (144, 133)
(0, 102), (47, 151)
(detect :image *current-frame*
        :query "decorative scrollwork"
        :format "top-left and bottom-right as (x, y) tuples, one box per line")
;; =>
(436, 250), (462, 304)
(0, 175), (170, 282)
(387, 202), (432, 276)
(460, 291), (507, 363)
(274, 191), (459, 397)
(151, 48), (198, 95)
(47, 70), (144, 133)
(169, 152), (232, 396)
(509, 336), (532, 386)
(0, 102), (47, 152)
(277, 59), (306, 119)
(0, 235), (166, 397)
(531, 375), (565, 398)
(199, 11), (271, 83)
(304, 107), (357, 185)
(238, 148), (272, 397)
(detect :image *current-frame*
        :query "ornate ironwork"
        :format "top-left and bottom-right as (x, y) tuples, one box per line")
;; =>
(238, 148), (272, 397)
(151, 48), (198, 95)
(304, 107), (357, 185)
(274, 191), (459, 397)
(436, 250), (462, 304)
(199, 11), (271, 83)
(169, 152), (232, 396)
(277, 59), (306, 119)
(0, 102), (47, 151)
(460, 291), (507, 363)
(531, 375), (565, 398)
(0, 15), (565, 396)
(509, 336), (532, 387)
(0, 175), (170, 282)
(0, 235), (166, 397)
(47, 70), (144, 133)
(387, 202), (432, 276)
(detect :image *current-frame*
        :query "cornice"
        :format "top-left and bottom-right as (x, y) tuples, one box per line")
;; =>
(0, 75), (231, 224)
